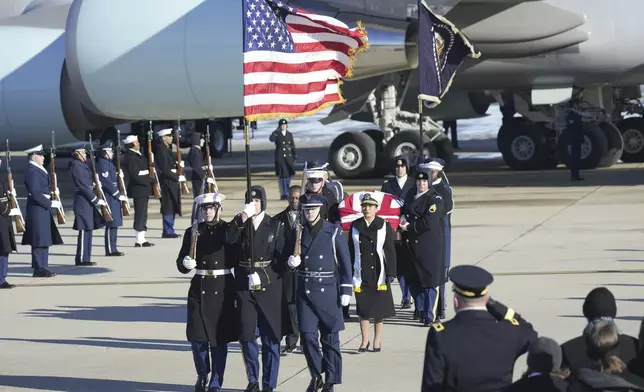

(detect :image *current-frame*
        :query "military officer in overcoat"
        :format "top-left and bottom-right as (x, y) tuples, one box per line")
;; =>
(286, 194), (353, 392)
(399, 165), (445, 326)
(22, 145), (63, 277)
(274, 185), (303, 355)
(300, 165), (339, 223)
(0, 158), (17, 289)
(177, 192), (239, 392)
(269, 119), (297, 200)
(188, 133), (206, 197)
(97, 140), (126, 256)
(225, 185), (286, 392)
(155, 128), (183, 238)
(421, 265), (538, 392)
(123, 135), (154, 247)
(381, 155), (415, 310)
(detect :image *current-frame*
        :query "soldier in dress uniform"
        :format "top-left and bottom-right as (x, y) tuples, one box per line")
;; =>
(399, 165), (445, 326)
(421, 265), (538, 392)
(269, 119), (297, 200)
(97, 140), (126, 257)
(225, 185), (286, 392)
(122, 135), (154, 247)
(155, 128), (183, 238)
(176, 192), (239, 392)
(274, 185), (303, 355)
(188, 132), (206, 197)
(426, 158), (454, 320)
(69, 145), (105, 266)
(22, 145), (63, 277)
(286, 194), (353, 392)
(300, 165), (339, 223)
(381, 155), (415, 310)
(0, 158), (17, 289)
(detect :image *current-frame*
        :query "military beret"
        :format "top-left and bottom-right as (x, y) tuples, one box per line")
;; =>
(450, 265), (494, 298)
(360, 193), (379, 206)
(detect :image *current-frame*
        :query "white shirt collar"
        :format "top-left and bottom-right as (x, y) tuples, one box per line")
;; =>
(455, 306), (488, 314)
(364, 217), (375, 227)
(128, 148), (141, 155)
(415, 189), (428, 199)
(252, 211), (266, 230)
(29, 160), (48, 174)
(397, 174), (407, 188)
(432, 177), (442, 186)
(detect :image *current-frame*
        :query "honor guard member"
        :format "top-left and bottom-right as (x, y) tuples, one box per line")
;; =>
(226, 185), (286, 392)
(188, 133), (207, 197)
(177, 192), (239, 392)
(274, 185), (303, 355)
(0, 157), (17, 289)
(421, 265), (538, 392)
(155, 128), (183, 238)
(123, 135), (154, 247)
(97, 140), (126, 256)
(300, 164), (339, 223)
(566, 103), (585, 182)
(22, 144), (63, 277)
(426, 158), (453, 320)
(286, 194), (353, 392)
(70, 145), (106, 266)
(269, 119), (297, 200)
(399, 165), (445, 326)
(381, 155), (415, 310)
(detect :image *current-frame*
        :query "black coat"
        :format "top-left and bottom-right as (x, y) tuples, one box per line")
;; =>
(176, 221), (239, 345)
(0, 181), (17, 255)
(503, 374), (568, 392)
(155, 143), (181, 216)
(561, 334), (640, 371)
(381, 176), (416, 275)
(381, 176), (416, 201)
(269, 130), (296, 178)
(123, 148), (152, 199)
(275, 207), (301, 304)
(402, 190), (445, 288)
(188, 146), (206, 182)
(567, 368), (644, 392)
(69, 159), (101, 231)
(21, 162), (63, 248)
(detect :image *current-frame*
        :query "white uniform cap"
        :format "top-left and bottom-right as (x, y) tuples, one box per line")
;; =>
(194, 192), (226, 205)
(305, 170), (326, 179)
(123, 135), (138, 144)
(156, 128), (173, 137)
(426, 161), (444, 171)
(73, 145), (87, 152)
(24, 144), (44, 155)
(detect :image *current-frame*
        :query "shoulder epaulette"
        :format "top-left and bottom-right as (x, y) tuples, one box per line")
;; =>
(431, 322), (445, 332)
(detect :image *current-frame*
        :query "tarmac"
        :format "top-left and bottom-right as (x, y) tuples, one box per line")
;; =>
(1, 151), (644, 392)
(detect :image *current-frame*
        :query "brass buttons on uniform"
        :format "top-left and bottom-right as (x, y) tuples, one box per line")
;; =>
(202, 291), (205, 294)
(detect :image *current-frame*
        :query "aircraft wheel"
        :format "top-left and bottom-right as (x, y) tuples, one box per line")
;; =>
(597, 122), (624, 167)
(498, 121), (550, 170)
(362, 129), (388, 178)
(328, 131), (377, 179)
(384, 130), (432, 168)
(617, 117), (644, 162)
(557, 123), (609, 170)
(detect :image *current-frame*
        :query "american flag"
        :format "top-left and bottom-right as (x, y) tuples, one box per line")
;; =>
(243, 0), (368, 121)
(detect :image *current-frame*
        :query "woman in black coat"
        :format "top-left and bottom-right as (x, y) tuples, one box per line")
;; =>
(348, 193), (397, 353)
(269, 119), (297, 200)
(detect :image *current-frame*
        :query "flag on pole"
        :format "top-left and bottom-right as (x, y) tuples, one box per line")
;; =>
(243, 0), (368, 122)
(417, 0), (480, 108)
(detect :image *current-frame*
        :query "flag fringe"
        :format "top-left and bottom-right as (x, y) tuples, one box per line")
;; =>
(421, 0), (481, 60)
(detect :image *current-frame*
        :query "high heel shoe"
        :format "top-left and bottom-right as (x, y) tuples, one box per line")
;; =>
(373, 343), (381, 353)
(358, 342), (370, 352)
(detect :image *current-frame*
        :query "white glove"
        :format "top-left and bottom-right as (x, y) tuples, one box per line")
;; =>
(6, 189), (12, 196)
(8, 208), (20, 216)
(50, 200), (62, 209)
(178, 175), (186, 182)
(399, 221), (409, 231)
(97, 199), (108, 207)
(206, 177), (216, 185)
(287, 255), (301, 268)
(208, 165), (214, 171)
(341, 294), (351, 307)
(182, 256), (197, 270)
(179, 161), (185, 168)
(242, 202), (255, 218)
(55, 187), (60, 196)
(119, 170), (125, 179)
(118, 195), (128, 202)
(249, 272), (261, 289)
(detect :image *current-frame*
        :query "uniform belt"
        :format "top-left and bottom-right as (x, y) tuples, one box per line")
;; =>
(298, 271), (335, 278)
(238, 260), (272, 268)
(195, 268), (232, 276)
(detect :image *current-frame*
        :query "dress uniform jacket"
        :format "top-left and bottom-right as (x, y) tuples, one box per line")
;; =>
(188, 134), (206, 183)
(421, 306), (537, 392)
(297, 219), (352, 333)
(97, 157), (123, 228)
(69, 159), (101, 230)
(226, 213), (287, 341)
(123, 148), (152, 198)
(269, 129), (296, 178)
(275, 207), (301, 305)
(0, 180), (17, 254)
(22, 162), (63, 247)
(176, 221), (239, 345)
(402, 190), (445, 288)
(154, 143), (181, 216)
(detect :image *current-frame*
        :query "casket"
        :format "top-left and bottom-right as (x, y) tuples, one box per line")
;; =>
(338, 191), (404, 232)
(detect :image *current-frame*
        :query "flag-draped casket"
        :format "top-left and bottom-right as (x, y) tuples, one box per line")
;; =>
(338, 191), (403, 232)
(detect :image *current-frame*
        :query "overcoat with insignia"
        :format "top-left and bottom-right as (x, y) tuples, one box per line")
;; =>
(21, 162), (63, 249)
(296, 219), (352, 333)
(402, 190), (445, 288)
(269, 129), (297, 178)
(98, 156), (123, 228)
(176, 221), (239, 345)
(154, 142), (181, 216)
(69, 158), (102, 231)
(123, 148), (152, 198)
(188, 133), (206, 183)
(226, 213), (288, 341)
(275, 206), (302, 304)
(348, 216), (397, 320)
(380, 176), (416, 201)
(0, 180), (17, 254)
(382, 176), (416, 277)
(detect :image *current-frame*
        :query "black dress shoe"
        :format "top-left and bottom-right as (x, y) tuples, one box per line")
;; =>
(162, 233), (181, 239)
(206, 388), (220, 392)
(195, 376), (208, 392)
(280, 345), (296, 356)
(571, 176), (585, 181)
(244, 382), (260, 392)
(33, 269), (56, 278)
(401, 300), (411, 309)
(135, 242), (155, 247)
(106, 251), (125, 256)
(412, 310), (420, 320)
(262, 388), (274, 392)
(0, 281), (15, 289)
(76, 261), (97, 267)
(321, 384), (334, 392)
(306, 376), (323, 392)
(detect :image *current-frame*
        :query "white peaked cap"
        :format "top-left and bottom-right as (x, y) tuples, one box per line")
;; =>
(24, 144), (44, 154)
(426, 161), (444, 171)
(123, 135), (138, 144)
(156, 128), (173, 137)
(305, 170), (326, 179)
(194, 192), (226, 205)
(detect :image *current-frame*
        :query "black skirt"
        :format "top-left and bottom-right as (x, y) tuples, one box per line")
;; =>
(355, 283), (396, 320)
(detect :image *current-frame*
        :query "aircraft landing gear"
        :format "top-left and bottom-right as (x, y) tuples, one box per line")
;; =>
(617, 117), (644, 163)
(497, 119), (558, 170)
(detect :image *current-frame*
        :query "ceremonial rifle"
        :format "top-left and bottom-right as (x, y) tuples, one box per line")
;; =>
(88, 136), (113, 222)
(115, 129), (132, 216)
(293, 162), (307, 257)
(174, 121), (190, 195)
(147, 121), (162, 199)
(203, 124), (218, 193)
(5, 140), (25, 233)
(50, 131), (66, 225)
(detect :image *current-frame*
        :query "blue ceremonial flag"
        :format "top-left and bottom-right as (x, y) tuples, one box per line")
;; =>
(417, 0), (480, 108)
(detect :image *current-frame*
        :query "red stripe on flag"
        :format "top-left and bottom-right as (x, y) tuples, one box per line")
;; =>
(243, 59), (348, 76)
(244, 93), (343, 116)
(244, 80), (336, 95)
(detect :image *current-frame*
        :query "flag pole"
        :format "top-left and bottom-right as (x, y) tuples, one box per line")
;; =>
(243, 118), (257, 286)
(418, 98), (425, 164)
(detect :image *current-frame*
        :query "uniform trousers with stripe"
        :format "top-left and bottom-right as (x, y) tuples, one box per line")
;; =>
(277, 176), (292, 198)
(162, 214), (176, 236)
(31, 247), (49, 270)
(410, 286), (440, 323)
(438, 216), (451, 317)
(399, 276), (411, 303)
(75, 230), (93, 264)
(191, 341), (228, 389)
(239, 305), (280, 389)
(104, 227), (120, 254)
(0, 254), (8, 284)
